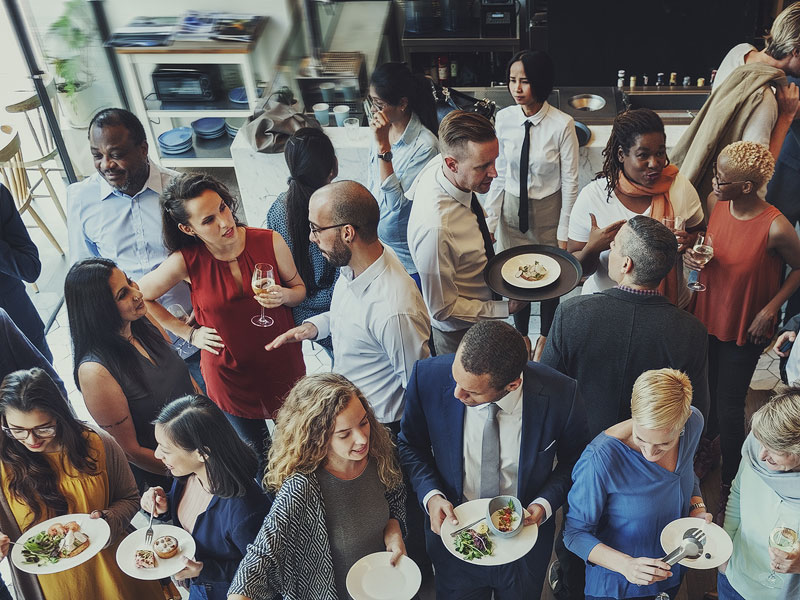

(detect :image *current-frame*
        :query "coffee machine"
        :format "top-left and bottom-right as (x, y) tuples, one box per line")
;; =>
(480, 0), (516, 38)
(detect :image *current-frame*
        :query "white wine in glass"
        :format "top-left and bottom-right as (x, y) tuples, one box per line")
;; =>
(251, 263), (275, 327)
(763, 522), (799, 588)
(687, 233), (714, 292)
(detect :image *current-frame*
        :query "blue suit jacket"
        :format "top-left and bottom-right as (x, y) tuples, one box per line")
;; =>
(398, 355), (588, 512)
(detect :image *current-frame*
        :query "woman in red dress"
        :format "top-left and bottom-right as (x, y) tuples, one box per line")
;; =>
(139, 173), (306, 473)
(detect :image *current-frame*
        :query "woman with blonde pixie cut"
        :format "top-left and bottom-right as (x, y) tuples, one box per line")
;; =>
(228, 373), (406, 600)
(565, 369), (710, 599)
(718, 389), (800, 600)
(690, 141), (800, 519)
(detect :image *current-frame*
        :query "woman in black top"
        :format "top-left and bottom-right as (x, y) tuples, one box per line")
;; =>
(65, 257), (195, 491)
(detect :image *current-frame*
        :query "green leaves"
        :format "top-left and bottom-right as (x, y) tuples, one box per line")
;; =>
(45, 0), (96, 98)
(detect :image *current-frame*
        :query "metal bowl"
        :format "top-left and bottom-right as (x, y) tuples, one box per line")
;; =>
(568, 94), (606, 112)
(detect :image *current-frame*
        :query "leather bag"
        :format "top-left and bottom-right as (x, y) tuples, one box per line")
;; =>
(430, 79), (497, 124)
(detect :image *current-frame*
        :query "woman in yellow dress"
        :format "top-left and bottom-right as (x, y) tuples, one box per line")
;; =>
(0, 367), (161, 600)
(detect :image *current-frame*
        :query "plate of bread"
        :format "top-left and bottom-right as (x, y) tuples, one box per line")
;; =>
(116, 524), (196, 580)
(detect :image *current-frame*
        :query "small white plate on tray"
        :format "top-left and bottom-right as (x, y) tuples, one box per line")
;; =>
(116, 523), (196, 580)
(500, 253), (561, 289)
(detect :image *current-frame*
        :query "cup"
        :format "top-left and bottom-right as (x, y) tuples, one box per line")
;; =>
(343, 117), (360, 139)
(333, 105), (350, 127)
(313, 103), (330, 126)
(341, 80), (359, 102)
(319, 82), (335, 103)
(674, 215), (686, 231)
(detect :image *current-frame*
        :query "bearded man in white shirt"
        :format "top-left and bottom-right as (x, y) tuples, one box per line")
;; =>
(406, 111), (528, 356)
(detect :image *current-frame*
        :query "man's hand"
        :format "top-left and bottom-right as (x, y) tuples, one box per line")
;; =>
(174, 556), (204, 580)
(776, 81), (800, 120)
(586, 214), (625, 254)
(523, 502), (545, 526)
(774, 330), (796, 357)
(265, 322), (318, 351)
(621, 556), (672, 586)
(747, 308), (778, 345)
(427, 494), (458, 535)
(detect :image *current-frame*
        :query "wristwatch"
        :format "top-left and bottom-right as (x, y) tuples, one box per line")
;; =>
(377, 150), (393, 162)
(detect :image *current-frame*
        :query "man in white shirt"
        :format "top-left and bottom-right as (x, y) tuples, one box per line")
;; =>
(406, 111), (527, 355)
(267, 180), (430, 427)
(398, 320), (588, 598)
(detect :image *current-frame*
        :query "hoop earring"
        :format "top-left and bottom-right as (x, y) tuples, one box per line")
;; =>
(665, 155), (671, 167)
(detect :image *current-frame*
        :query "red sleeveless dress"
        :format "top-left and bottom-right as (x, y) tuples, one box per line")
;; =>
(181, 227), (305, 419)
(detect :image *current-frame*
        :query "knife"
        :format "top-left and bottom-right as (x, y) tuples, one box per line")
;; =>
(449, 517), (487, 538)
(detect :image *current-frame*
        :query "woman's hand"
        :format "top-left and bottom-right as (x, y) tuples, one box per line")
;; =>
(0, 533), (9, 559)
(747, 308), (778, 345)
(776, 82), (800, 121)
(769, 545), (800, 574)
(370, 109), (391, 151)
(140, 486), (167, 516)
(255, 285), (291, 309)
(621, 556), (672, 585)
(383, 519), (406, 566)
(585, 214), (625, 254)
(174, 556), (204, 580)
(89, 510), (108, 520)
(774, 330), (796, 357)
(189, 326), (225, 355)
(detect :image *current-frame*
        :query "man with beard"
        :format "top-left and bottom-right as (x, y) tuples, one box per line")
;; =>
(66, 109), (202, 387)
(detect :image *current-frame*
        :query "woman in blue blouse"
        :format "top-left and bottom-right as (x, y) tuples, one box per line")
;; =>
(265, 128), (339, 355)
(367, 62), (439, 286)
(565, 368), (711, 600)
(228, 373), (406, 600)
(141, 394), (268, 600)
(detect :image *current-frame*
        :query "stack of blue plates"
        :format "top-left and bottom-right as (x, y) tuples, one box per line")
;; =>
(158, 127), (193, 155)
(225, 117), (246, 138)
(191, 117), (226, 140)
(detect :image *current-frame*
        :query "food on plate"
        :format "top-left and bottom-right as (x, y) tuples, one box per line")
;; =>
(516, 261), (548, 282)
(134, 549), (157, 569)
(491, 499), (520, 533)
(153, 535), (179, 559)
(453, 525), (494, 560)
(21, 522), (91, 566)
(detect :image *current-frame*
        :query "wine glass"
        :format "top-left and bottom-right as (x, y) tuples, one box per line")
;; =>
(251, 263), (275, 328)
(686, 233), (714, 292)
(763, 510), (799, 588)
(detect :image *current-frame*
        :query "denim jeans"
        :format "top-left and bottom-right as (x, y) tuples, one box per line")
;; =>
(716, 572), (746, 600)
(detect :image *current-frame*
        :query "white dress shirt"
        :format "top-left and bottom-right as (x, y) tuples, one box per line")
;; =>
(406, 155), (509, 332)
(485, 102), (579, 241)
(305, 246), (430, 423)
(423, 375), (553, 522)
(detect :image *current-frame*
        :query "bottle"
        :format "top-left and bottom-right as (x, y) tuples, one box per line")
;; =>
(710, 69), (718, 85)
(430, 57), (439, 84)
(617, 69), (626, 88)
(697, 77), (706, 87)
(629, 76), (637, 88)
(656, 72), (665, 86)
(438, 55), (450, 85)
(642, 74), (650, 85)
(669, 72), (677, 86)
(450, 57), (459, 83)
(682, 76), (692, 87)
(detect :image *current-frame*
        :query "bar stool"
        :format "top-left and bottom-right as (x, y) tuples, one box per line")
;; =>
(4, 79), (67, 224)
(0, 124), (65, 256)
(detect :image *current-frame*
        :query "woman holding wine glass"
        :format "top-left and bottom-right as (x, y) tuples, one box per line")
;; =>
(138, 173), (306, 474)
(716, 388), (800, 599)
(688, 141), (800, 522)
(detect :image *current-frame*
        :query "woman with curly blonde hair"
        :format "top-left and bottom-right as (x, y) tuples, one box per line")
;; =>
(689, 140), (800, 521)
(228, 373), (406, 600)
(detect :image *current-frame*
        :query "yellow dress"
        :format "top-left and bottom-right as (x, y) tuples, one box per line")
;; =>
(1, 432), (161, 600)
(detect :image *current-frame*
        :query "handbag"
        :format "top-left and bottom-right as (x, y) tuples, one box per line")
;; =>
(241, 92), (321, 154)
(430, 79), (496, 124)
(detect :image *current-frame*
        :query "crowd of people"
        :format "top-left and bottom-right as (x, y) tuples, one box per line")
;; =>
(2, 5), (800, 600)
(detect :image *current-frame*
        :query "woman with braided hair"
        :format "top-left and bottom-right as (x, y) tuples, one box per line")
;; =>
(567, 108), (704, 308)
(264, 128), (339, 356)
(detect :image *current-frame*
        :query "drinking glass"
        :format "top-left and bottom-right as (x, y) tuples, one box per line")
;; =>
(686, 233), (714, 292)
(251, 263), (275, 327)
(763, 510), (799, 588)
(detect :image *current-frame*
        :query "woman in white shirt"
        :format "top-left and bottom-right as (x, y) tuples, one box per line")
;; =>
(568, 108), (704, 309)
(486, 50), (579, 359)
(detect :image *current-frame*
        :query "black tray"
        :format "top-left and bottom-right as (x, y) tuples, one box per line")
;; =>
(484, 245), (583, 302)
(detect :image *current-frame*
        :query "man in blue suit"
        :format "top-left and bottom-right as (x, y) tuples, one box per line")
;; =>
(398, 320), (589, 598)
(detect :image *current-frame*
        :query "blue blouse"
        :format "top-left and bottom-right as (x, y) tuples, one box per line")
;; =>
(367, 112), (439, 274)
(165, 477), (270, 600)
(564, 407), (703, 599)
(265, 193), (338, 352)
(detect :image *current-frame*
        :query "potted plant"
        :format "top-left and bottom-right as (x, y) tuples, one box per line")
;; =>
(46, 0), (101, 127)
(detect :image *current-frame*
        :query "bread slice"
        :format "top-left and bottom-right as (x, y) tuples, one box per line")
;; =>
(134, 549), (157, 569)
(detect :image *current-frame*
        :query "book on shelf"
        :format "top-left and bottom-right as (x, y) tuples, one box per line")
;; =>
(212, 15), (266, 43)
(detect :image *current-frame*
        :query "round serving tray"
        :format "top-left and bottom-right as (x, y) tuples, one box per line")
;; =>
(484, 245), (583, 302)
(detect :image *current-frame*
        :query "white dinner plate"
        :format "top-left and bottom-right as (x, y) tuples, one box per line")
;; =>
(115, 524), (196, 580)
(12, 513), (110, 574)
(440, 499), (538, 566)
(500, 254), (561, 289)
(346, 552), (421, 600)
(660, 517), (732, 569)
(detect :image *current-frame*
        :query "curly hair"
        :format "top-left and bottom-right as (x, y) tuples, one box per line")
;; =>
(718, 141), (775, 188)
(264, 373), (402, 492)
(598, 108), (665, 198)
(750, 386), (800, 456)
(630, 368), (693, 432)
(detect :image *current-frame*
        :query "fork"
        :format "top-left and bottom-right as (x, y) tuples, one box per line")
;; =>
(144, 489), (156, 546)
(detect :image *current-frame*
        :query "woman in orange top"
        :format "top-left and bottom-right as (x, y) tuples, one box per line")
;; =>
(689, 141), (800, 519)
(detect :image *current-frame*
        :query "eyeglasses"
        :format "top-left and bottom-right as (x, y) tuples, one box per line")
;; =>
(712, 162), (752, 188)
(309, 222), (356, 239)
(367, 97), (388, 113)
(2, 424), (57, 441)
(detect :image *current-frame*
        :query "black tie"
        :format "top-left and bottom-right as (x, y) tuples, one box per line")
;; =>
(519, 120), (533, 233)
(471, 193), (500, 300)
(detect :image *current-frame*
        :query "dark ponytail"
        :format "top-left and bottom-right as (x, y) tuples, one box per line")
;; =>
(370, 62), (439, 137)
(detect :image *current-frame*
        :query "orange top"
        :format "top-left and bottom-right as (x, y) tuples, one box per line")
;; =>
(693, 201), (783, 346)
